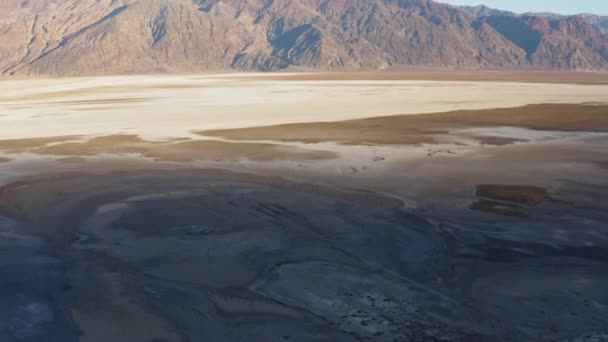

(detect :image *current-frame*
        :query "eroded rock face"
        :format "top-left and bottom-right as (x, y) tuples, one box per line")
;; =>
(1, 0), (607, 76)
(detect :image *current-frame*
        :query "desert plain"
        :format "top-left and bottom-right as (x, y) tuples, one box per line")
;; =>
(0, 72), (607, 341)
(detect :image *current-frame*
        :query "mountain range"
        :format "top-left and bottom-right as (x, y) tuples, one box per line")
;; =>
(1, 0), (607, 76)
(456, 5), (608, 35)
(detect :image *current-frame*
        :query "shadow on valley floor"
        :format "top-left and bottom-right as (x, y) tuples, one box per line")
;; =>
(0, 169), (607, 342)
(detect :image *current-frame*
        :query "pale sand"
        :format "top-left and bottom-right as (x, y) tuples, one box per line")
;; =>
(1, 73), (607, 140)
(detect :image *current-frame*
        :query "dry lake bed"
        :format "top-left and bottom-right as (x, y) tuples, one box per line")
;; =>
(0, 72), (608, 341)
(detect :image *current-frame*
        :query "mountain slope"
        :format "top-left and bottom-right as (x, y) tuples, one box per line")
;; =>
(1, 0), (607, 76)
(457, 5), (608, 35)
(457, 5), (608, 70)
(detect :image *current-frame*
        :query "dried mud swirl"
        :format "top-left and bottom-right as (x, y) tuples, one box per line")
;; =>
(0, 170), (607, 341)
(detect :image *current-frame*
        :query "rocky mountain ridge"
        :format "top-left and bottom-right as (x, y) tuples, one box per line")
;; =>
(1, 0), (607, 76)
(457, 4), (608, 35)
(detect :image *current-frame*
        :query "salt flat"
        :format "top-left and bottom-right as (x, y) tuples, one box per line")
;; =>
(1, 73), (607, 140)
(1, 73), (608, 342)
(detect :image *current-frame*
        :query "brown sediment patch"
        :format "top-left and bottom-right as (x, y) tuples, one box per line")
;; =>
(406, 104), (608, 132)
(201, 124), (443, 146)
(13, 134), (336, 162)
(0, 135), (83, 151)
(34, 134), (149, 156)
(256, 71), (608, 85)
(472, 136), (529, 146)
(0, 157), (11, 163)
(143, 140), (338, 162)
(391, 138), (607, 204)
(470, 184), (554, 217)
(198, 104), (608, 146)
(476, 185), (552, 206)
(84, 134), (146, 145)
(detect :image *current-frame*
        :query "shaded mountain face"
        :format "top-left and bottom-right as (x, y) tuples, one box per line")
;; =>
(458, 5), (608, 34)
(459, 6), (608, 70)
(0, 0), (607, 76)
(581, 14), (608, 35)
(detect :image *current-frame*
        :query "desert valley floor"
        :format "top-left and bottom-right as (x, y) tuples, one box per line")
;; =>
(0, 72), (607, 341)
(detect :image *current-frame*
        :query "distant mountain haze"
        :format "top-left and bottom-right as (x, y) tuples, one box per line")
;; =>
(1, 0), (607, 76)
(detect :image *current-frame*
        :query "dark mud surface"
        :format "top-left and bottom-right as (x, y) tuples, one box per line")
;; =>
(470, 184), (556, 217)
(0, 170), (607, 341)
